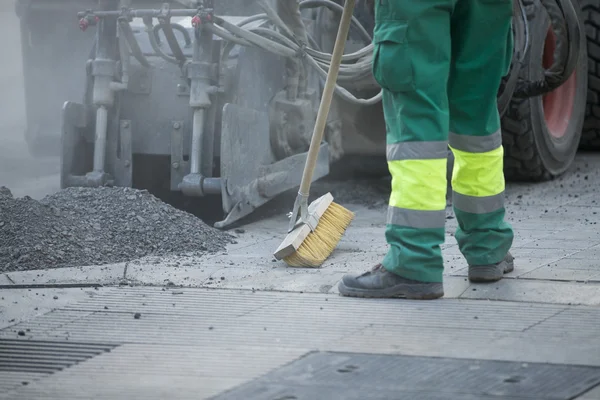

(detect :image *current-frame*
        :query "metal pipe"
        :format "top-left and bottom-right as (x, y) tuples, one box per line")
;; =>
(93, 106), (108, 172)
(190, 109), (205, 174)
(158, 18), (187, 65)
(202, 178), (222, 194)
(110, 25), (130, 91)
(78, 9), (200, 19)
(119, 18), (151, 67)
(119, 28), (129, 87)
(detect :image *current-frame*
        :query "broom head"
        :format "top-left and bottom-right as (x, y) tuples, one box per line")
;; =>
(274, 192), (354, 267)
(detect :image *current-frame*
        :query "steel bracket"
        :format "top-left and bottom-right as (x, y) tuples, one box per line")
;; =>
(170, 120), (190, 191)
(216, 103), (330, 229)
(186, 61), (218, 82)
(92, 58), (117, 78)
(106, 119), (133, 187)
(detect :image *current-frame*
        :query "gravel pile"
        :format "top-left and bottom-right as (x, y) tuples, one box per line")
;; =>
(0, 186), (234, 273)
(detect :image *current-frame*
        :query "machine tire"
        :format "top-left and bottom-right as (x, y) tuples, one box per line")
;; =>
(501, 0), (588, 181)
(580, 0), (600, 149)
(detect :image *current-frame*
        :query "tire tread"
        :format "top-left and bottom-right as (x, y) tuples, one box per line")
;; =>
(581, 0), (600, 149)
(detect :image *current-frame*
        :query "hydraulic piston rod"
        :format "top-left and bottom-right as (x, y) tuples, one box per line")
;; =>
(190, 108), (204, 175)
(93, 106), (108, 172)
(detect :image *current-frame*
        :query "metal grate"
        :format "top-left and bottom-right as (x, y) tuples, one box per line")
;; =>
(211, 351), (600, 400)
(0, 339), (119, 392)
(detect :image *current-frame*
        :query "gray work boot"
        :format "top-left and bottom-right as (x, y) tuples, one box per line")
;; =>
(338, 264), (444, 300)
(468, 252), (514, 283)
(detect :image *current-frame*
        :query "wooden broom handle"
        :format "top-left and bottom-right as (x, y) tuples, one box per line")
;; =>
(298, 0), (356, 196)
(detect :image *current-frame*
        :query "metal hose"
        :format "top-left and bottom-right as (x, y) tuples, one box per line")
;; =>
(512, 0), (583, 98)
(105, 0), (581, 106)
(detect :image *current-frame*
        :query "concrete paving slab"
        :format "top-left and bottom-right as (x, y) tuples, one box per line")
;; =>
(551, 229), (600, 240)
(0, 372), (49, 396)
(448, 257), (559, 278)
(460, 279), (600, 305)
(0, 274), (14, 286)
(0, 288), (111, 330)
(536, 206), (600, 221)
(570, 244), (600, 259)
(483, 334), (600, 367)
(125, 262), (221, 287)
(541, 257), (600, 270)
(207, 266), (345, 294)
(0, 310), (96, 340)
(569, 193), (600, 207)
(525, 306), (600, 339)
(511, 220), (579, 230)
(504, 182), (599, 207)
(578, 384), (600, 399)
(509, 246), (579, 260)
(520, 238), (600, 250)
(519, 265), (600, 282)
(4, 264), (126, 287)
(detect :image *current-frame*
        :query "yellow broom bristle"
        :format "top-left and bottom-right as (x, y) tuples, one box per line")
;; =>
(283, 202), (354, 267)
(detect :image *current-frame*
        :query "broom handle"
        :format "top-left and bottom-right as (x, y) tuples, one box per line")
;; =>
(298, 0), (356, 196)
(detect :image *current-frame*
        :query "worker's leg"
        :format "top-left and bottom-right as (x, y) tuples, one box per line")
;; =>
(448, 0), (514, 279)
(338, 0), (452, 298)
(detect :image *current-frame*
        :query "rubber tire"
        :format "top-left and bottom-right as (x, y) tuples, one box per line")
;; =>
(581, 0), (600, 149)
(501, 0), (588, 181)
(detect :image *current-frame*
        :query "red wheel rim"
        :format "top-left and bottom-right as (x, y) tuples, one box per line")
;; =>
(542, 29), (577, 139)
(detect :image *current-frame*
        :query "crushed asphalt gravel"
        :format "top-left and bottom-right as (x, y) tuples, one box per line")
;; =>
(0, 186), (234, 273)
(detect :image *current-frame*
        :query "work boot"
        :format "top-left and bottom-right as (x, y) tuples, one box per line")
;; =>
(338, 264), (444, 300)
(468, 252), (514, 283)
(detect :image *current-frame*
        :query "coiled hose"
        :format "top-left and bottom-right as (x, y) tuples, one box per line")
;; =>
(511, 0), (582, 98)
(143, 0), (582, 106)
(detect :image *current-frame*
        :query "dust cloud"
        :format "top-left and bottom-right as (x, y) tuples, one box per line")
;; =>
(0, 3), (60, 200)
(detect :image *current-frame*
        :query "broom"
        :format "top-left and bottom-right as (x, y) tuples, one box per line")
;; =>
(273, 0), (356, 268)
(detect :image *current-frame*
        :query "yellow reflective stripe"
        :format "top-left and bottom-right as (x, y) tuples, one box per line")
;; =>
(450, 145), (505, 198)
(388, 159), (447, 211)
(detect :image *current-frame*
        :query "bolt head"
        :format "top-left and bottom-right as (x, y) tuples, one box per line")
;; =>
(172, 162), (180, 169)
(124, 160), (130, 167)
(122, 121), (130, 128)
(173, 122), (181, 130)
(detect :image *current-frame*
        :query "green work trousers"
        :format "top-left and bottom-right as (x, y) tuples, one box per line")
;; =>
(374, 0), (515, 283)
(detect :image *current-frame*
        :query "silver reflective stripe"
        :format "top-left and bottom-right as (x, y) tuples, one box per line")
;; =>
(386, 141), (449, 161)
(449, 130), (502, 153)
(453, 191), (505, 214)
(387, 206), (446, 229)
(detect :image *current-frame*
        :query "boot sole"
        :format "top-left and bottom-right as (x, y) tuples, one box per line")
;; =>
(337, 281), (444, 300)
(468, 260), (514, 283)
